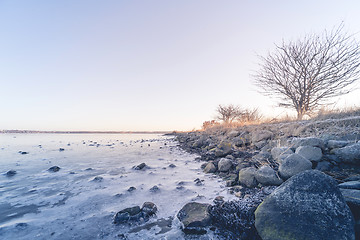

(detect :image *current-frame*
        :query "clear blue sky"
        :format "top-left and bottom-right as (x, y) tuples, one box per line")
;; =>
(1, 1), (360, 131)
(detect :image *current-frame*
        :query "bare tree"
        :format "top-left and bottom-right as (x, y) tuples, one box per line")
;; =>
(215, 104), (242, 124)
(239, 108), (262, 123)
(253, 24), (360, 120)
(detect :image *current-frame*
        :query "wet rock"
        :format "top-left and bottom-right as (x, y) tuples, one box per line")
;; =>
(332, 143), (360, 165)
(133, 163), (147, 170)
(291, 137), (325, 150)
(19, 151), (29, 155)
(218, 158), (232, 172)
(48, 166), (61, 172)
(238, 167), (258, 188)
(251, 130), (273, 143)
(271, 147), (293, 162)
(168, 164), (176, 168)
(6, 170), (17, 177)
(255, 170), (355, 240)
(255, 165), (283, 186)
(214, 142), (232, 158)
(141, 202), (157, 217)
(113, 206), (141, 224)
(127, 186), (136, 192)
(177, 202), (211, 234)
(203, 162), (216, 173)
(149, 185), (160, 193)
(339, 181), (360, 190)
(327, 140), (351, 149)
(295, 146), (322, 162)
(213, 196), (224, 205)
(278, 153), (312, 179)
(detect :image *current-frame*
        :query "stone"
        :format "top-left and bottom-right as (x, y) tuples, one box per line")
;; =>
(48, 166), (60, 172)
(339, 181), (360, 190)
(255, 170), (355, 240)
(228, 130), (240, 138)
(295, 146), (322, 162)
(59, 148), (65, 151)
(255, 165), (283, 186)
(332, 143), (360, 165)
(127, 186), (136, 192)
(141, 202), (157, 217)
(238, 167), (258, 188)
(232, 137), (245, 147)
(251, 130), (273, 143)
(168, 164), (176, 168)
(92, 176), (103, 182)
(6, 170), (17, 177)
(327, 140), (351, 149)
(149, 185), (160, 193)
(203, 162), (216, 173)
(214, 142), (232, 157)
(291, 137), (325, 149)
(340, 189), (360, 221)
(278, 154), (312, 179)
(134, 163), (147, 170)
(271, 147), (293, 161)
(177, 202), (211, 234)
(113, 206), (141, 224)
(315, 161), (331, 171)
(218, 158), (232, 172)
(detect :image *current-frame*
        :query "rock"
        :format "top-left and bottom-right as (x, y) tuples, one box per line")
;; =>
(327, 140), (351, 149)
(6, 170), (17, 177)
(278, 154), (312, 179)
(332, 143), (360, 165)
(218, 158), (232, 172)
(59, 148), (65, 151)
(255, 170), (355, 240)
(203, 162), (216, 173)
(194, 178), (204, 186)
(92, 176), (103, 182)
(271, 147), (294, 161)
(291, 137), (325, 150)
(134, 163), (147, 170)
(141, 202), (157, 217)
(214, 142), (232, 157)
(295, 146), (322, 162)
(255, 166), (283, 186)
(228, 130), (240, 138)
(19, 151), (28, 154)
(238, 167), (258, 188)
(339, 181), (360, 190)
(340, 189), (360, 221)
(177, 202), (211, 234)
(113, 206), (141, 224)
(168, 164), (176, 168)
(48, 166), (60, 172)
(251, 130), (273, 143)
(127, 186), (136, 192)
(254, 140), (267, 149)
(213, 196), (224, 205)
(232, 137), (245, 147)
(149, 185), (160, 193)
(315, 161), (331, 171)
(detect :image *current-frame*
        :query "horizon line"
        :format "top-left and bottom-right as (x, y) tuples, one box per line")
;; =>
(0, 129), (175, 134)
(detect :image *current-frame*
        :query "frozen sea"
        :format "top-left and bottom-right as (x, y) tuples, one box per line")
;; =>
(0, 133), (234, 240)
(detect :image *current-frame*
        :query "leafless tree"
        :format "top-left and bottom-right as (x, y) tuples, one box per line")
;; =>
(239, 108), (262, 123)
(215, 104), (242, 124)
(253, 24), (360, 120)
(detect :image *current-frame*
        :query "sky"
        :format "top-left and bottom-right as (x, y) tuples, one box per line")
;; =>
(1, 1), (360, 131)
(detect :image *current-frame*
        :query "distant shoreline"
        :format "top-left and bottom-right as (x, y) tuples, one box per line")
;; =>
(0, 130), (173, 134)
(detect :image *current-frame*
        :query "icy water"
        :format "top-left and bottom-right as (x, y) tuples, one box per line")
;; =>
(0, 134), (234, 240)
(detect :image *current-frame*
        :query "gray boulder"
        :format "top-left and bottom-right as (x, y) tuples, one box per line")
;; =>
(177, 202), (211, 234)
(218, 158), (232, 172)
(315, 161), (331, 171)
(340, 188), (360, 221)
(339, 181), (360, 190)
(255, 165), (283, 186)
(238, 167), (258, 188)
(271, 147), (294, 161)
(332, 143), (360, 165)
(203, 162), (217, 173)
(228, 130), (240, 138)
(232, 137), (244, 147)
(327, 140), (351, 149)
(214, 142), (232, 157)
(291, 137), (325, 150)
(255, 170), (355, 240)
(279, 153), (312, 179)
(251, 130), (273, 143)
(295, 146), (322, 162)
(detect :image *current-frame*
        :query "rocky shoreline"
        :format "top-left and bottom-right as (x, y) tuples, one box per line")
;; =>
(170, 118), (360, 239)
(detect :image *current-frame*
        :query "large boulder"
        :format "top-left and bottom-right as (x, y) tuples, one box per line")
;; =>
(177, 202), (211, 234)
(295, 146), (322, 162)
(327, 140), (351, 149)
(278, 153), (312, 179)
(340, 188), (360, 220)
(255, 170), (355, 240)
(113, 202), (158, 224)
(255, 165), (283, 186)
(332, 143), (360, 165)
(218, 158), (233, 172)
(339, 181), (360, 190)
(238, 167), (258, 188)
(291, 137), (325, 150)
